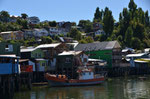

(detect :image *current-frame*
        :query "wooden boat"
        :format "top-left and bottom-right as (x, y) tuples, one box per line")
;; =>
(45, 68), (105, 87)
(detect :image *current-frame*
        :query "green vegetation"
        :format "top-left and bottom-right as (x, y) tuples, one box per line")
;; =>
(92, 0), (150, 50)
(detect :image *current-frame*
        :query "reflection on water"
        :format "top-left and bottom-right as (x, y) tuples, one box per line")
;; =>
(14, 77), (150, 99)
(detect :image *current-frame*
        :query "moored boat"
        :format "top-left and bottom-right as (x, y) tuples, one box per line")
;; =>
(45, 68), (105, 87)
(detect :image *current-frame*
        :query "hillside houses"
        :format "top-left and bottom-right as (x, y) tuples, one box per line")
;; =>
(33, 28), (49, 38)
(0, 31), (24, 40)
(49, 27), (68, 36)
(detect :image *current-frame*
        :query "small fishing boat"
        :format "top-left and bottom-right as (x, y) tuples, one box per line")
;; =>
(45, 68), (105, 87)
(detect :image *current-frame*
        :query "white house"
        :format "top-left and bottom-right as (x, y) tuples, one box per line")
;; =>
(27, 16), (40, 24)
(0, 31), (24, 40)
(49, 27), (68, 36)
(23, 29), (34, 39)
(33, 28), (49, 37)
(94, 30), (105, 36)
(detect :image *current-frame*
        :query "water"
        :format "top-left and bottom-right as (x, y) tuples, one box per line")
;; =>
(14, 77), (150, 99)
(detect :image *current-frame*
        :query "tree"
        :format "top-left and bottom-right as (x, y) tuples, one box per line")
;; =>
(21, 13), (28, 19)
(79, 39), (87, 44)
(103, 7), (114, 37)
(133, 23), (145, 40)
(131, 37), (142, 49)
(84, 36), (94, 43)
(125, 27), (133, 47)
(0, 11), (10, 22)
(69, 28), (81, 40)
(78, 20), (93, 33)
(94, 7), (102, 22)
(145, 11), (149, 27)
(41, 36), (53, 44)
(49, 21), (57, 27)
(128, 0), (137, 12)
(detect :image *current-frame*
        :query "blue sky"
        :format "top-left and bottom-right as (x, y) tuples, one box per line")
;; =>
(0, 0), (150, 23)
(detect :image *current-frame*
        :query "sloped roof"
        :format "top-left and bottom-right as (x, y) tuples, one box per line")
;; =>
(0, 54), (19, 58)
(21, 48), (35, 52)
(35, 43), (61, 49)
(74, 41), (120, 51)
(58, 51), (82, 56)
(126, 53), (146, 57)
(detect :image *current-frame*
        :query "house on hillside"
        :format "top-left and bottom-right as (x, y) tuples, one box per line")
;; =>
(0, 31), (24, 40)
(27, 16), (40, 24)
(23, 29), (34, 39)
(75, 41), (122, 68)
(93, 22), (103, 31)
(33, 28), (49, 38)
(94, 30), (105, 36)
(48, 27), (67, 36)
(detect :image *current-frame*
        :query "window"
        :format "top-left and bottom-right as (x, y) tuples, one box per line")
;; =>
(89, 72), (91, 75)
(84, 58), (87, 62)
(5, 45), (13, 52)
(35, 53), (38, 58)
(38, 54), (41, 58)
(42, 63), (45, 67)
(66, 58), (71, 63)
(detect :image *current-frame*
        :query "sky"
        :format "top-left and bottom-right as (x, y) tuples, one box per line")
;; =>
(0, 0), (150, 23)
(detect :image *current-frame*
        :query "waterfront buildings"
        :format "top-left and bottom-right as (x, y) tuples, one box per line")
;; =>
(75, 41), (122, 68)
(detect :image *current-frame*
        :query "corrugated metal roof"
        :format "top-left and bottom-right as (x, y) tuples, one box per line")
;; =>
(21, 48), (35, 52)
(0, 54), (19, 58)
(126, 53), (146, 57)
(74, 41), (120, 51)
(36, 43), (60, 49)
(58, 51), (82, 56)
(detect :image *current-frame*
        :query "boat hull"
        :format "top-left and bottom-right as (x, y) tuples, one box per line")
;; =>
(45, 73), (105, 87)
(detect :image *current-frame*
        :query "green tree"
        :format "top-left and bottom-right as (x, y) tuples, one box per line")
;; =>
(103, 7), (114, 37)
(41, 36), (53, 44)
(0, 11), (10, 22)
(79, 39), (87, 44)
(128, 0), (137, 12)
(69, 28), (81, 40)
(78, 20), (93, 33)
(84, 36), (94, 43)
(49, 21), (57, 27)
(131, 37), (142, 49)
(21, 13), (28, 19)
(94, 7), (102, 22)
(145, 11), (149, 27)
(125, 27), (133, 47)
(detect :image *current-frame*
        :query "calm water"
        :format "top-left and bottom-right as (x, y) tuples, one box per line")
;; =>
(14, 77), (150, 99)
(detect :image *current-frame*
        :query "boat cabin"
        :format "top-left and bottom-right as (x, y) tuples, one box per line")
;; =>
(78, 69), (94, 80)
(0, 55), (20, 75)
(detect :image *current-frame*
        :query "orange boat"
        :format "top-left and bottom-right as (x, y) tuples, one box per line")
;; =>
(45, 68), (105, 87)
